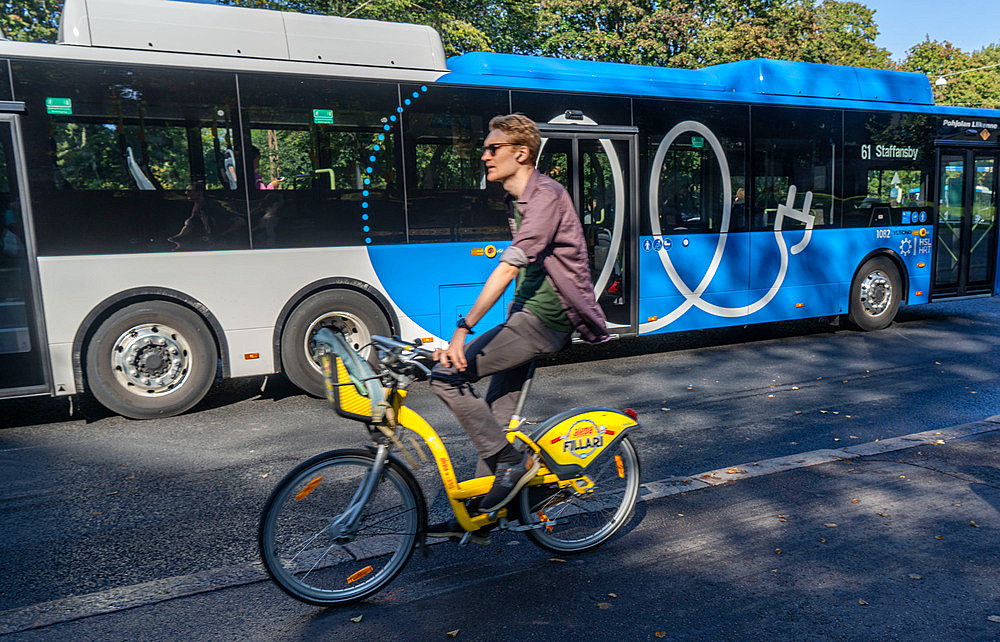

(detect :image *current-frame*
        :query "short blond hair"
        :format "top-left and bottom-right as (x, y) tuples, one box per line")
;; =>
(488, 113), (540, 162)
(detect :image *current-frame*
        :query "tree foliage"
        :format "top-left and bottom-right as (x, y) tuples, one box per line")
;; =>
(2, 1), (60, 42)
(6, 0), (1000, 108)
(901, 38), (1000, 109)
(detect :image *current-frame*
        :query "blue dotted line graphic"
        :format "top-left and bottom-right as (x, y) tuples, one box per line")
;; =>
(361, 85), (428, 244)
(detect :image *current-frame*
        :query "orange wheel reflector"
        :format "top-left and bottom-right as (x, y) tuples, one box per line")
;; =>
(294, 476), (323, 501)
(346, 565), (374, 584)
(615, 455), (625, 478)
(538, 511), (554, 532)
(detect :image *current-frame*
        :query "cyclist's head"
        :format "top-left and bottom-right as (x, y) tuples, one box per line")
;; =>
(487, 114), (540, 164)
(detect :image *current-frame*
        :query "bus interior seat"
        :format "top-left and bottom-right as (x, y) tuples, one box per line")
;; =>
(125, 147), (156, 190)
(223, 149), (237, 190)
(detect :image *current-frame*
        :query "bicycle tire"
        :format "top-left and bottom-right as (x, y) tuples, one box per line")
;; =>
(258, 449), (424, 605)
(518, 435), (640, 554)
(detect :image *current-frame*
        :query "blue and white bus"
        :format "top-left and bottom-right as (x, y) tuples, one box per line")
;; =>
(1, 0), (997, 418)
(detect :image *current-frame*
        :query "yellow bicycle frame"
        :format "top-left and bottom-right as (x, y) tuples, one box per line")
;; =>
(389, 390), (625, 532)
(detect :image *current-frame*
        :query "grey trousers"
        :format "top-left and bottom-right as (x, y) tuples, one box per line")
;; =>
(430, 308), (570, 476)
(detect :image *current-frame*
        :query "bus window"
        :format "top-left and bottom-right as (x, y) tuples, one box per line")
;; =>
(402, 85), (509, 243)
(240, 74), (404, 247)
(752, 107), (839, 230)
(13, 60), (245, 255)
(0, 60), (11, 102)
(843, 112), (934, 227)
(636, 100), (748, 236)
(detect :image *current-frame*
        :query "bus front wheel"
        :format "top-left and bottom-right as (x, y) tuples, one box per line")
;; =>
(85, 301), (218, 419)
(280, 289), (390, 398)
(848, 257), (901, 331)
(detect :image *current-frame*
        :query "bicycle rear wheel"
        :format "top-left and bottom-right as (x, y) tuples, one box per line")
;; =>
(258, 449), (423, 606)
(519, 435), (640, 554)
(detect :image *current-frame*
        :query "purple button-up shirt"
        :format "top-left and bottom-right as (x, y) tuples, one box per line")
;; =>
(499, 169), (609, 344)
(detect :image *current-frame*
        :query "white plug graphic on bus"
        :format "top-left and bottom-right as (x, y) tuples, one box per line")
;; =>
(642, 120), (815, 332)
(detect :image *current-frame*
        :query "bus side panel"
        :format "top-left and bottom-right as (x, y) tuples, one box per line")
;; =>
(366, 242), (513, 339)
(637, 232), (750, 334)
(35, 247), (436, 392)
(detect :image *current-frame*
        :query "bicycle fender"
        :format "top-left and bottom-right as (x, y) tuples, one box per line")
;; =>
(528, 407), (639, 480)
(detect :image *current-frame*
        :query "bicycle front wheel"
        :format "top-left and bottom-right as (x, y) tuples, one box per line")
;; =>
(519, 435), (640, 554)
(258, 449), (423, 606)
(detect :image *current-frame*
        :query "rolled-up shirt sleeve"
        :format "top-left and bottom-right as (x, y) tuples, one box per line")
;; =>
(500, 185), (560, 268)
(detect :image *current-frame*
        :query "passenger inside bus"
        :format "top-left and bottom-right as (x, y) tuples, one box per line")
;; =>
(168, 181), (247, 250)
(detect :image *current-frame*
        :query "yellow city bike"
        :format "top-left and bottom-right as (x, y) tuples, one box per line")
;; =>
(258, 329), (641, 606)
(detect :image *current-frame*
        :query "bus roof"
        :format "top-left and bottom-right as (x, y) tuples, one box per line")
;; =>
(444, 53), (935, 106)
(57, 0), (448, 72)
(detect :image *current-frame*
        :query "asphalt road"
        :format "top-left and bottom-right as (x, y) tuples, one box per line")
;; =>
(1, 296), (999, 639)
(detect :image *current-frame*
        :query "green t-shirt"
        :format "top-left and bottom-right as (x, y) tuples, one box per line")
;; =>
(512, 206), (572, 333)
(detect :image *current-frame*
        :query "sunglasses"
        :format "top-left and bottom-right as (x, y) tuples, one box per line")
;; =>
(482, 142), (517, 156)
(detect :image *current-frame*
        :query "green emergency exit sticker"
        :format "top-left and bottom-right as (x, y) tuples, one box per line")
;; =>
(691, 136), (704, 149)
(45, 97), (72, 115)
(313, 109), (334, 124)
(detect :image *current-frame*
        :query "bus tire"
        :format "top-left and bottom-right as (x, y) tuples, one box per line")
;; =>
(280, 289), (390, 398)
(848, 257), (901, 331)
(85, 301), (218, 419)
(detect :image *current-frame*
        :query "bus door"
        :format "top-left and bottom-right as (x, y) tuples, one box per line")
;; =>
(933, 148), (999, 298)
(0, 112), (49, 397)
(536, 124), (638, 335)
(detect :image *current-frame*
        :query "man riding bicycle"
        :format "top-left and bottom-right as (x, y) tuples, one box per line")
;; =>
(427, 114), (609, 542)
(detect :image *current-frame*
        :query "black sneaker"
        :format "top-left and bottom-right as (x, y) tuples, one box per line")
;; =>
(425, 519), (493, 545)
(478, 454), (540, 514)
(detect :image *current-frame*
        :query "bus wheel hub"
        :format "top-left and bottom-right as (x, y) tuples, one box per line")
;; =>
(111, 324), (191, 395)
(860, 271), (891, 315)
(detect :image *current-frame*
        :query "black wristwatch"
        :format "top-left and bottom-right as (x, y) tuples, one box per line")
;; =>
(456, 317), (475, 334)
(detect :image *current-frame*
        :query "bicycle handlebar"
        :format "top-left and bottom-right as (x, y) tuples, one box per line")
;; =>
(370, 335), (434, 358)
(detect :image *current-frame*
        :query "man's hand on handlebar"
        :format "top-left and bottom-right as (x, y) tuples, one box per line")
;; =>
(433, 328), (469, 371)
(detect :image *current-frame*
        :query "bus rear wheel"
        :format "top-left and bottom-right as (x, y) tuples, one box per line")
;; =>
(85, 301), (218, 419)
(848, 257), (901, 331)
(280, 289), (390, 398)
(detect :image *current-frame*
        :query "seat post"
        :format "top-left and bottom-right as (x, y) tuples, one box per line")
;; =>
(507, 360), (537, 431)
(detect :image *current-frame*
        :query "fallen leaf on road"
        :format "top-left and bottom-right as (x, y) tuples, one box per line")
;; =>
(775, 549), (782, 554)
(608, 593), (617, 598)
(858, 599), (869, 606)
(970, 521), (979, 528)
(824, 523), (838, 528)
(701, 473), (720, 479)
(908, 574), (922, 579)
(661, 408), (670, 411)
(935, 535), (944, 540)
(851, 499), (859, 504)
(792, 386), (799, 390)
(655, 632), (667, 638)
(988, 616), (1000, 624)
(350, 615), (363, 623)
(819, 538), (826, 543)
(262, 473), (268, 478)
(877, 513), (888, 517)
(726, 468), (746, 475)
(932, 440), (945, 445)
(446, 630), (460, 638)
(597, 603), (611, 609)
(549, 558), (566, 563)
(820, 410), (828, 414)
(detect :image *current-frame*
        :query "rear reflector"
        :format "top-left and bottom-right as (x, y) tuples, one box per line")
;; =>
(622, 408), (638, 421)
